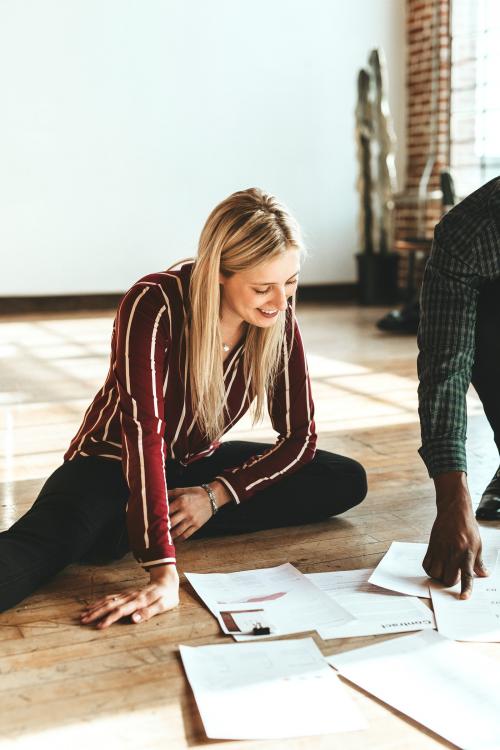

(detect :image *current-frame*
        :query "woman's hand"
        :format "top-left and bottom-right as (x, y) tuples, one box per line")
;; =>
(80, 564), (179, 629)
(169, 481), (232, 541)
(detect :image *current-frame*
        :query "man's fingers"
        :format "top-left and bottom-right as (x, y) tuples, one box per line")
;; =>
(459, 550), (475, 600)
(474, 555), (489, 578)
(422, 550), (432, 576)
(459, 570), (474, 599)
(426, 558), (444, 582)
(442, 562), (460, 588)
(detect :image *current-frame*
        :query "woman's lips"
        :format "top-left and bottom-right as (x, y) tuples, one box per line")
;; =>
(258, 309), (278, 318)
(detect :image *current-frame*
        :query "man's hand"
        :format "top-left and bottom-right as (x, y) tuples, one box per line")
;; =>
(169, 481), (232, 541)
(80, 564), (179, 629)
(423, 471), (489, 599)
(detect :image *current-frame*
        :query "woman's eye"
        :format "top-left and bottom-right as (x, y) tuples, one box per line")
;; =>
(254, 280), (297, 295)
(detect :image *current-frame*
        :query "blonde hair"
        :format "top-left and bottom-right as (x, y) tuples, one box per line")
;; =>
(186, 187), (305, 441)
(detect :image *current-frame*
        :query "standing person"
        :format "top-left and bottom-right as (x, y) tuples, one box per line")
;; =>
(418, 176), (500, 599)
(0, 188), (367, 624)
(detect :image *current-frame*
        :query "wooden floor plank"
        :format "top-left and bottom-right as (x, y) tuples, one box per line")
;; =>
(1, 302), (499, 747)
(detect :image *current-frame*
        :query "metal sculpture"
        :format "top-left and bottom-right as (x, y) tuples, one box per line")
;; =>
(355, 48), (398, 255)
(355, 68), (374, 255)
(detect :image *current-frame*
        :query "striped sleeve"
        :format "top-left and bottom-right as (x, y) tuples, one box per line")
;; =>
(215, 313), (317, 502)
(114, 283), (176, 568)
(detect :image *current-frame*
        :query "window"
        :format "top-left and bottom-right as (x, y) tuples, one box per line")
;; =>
(451, 0), (500, 197)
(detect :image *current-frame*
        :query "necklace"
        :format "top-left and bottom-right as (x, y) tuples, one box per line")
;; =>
(221, 322), (247, 354)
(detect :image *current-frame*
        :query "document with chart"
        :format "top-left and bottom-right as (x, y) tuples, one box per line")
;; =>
(185, 563), (352, 640)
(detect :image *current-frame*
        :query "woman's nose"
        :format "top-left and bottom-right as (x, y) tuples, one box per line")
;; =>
(273, 287), (288, 311)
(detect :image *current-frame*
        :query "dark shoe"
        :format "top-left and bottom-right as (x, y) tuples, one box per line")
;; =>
(476, 466), (500, 520)
(376, 301), (420, 335)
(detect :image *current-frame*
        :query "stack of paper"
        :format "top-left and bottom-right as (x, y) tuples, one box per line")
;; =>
(369, 536), (500, 599)
(367, 538), (500, 643)
(328, 630), (500, 750)
(306, 568), (435, 639)
(181, 528), (500, 744)
(185, 563), (353, 640)
(180, 638), (366, 740)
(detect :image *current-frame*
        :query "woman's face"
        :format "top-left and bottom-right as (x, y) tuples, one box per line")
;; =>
(219, 249), (301, 329)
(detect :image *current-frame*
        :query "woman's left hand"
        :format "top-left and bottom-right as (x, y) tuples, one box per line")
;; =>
(80, 564), (179, 629)
(168, 485), (213, 541)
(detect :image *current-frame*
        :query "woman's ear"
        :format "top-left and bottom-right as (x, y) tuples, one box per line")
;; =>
(218, 272), (226, 286)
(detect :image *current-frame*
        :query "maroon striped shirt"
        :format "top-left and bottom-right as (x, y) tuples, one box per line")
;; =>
(64, 262), (316, 567)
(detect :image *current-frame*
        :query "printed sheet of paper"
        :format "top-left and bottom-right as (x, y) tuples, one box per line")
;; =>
(306, 568), (435, 639)
(476, 525), (500, 556)
(369, 536), (500, 598)
(328, 630), (500, 750)
(430, 557), (500, 642)
(180, 637), (366, 740)
(368, 542), (430, 597)
(185, 563), (352, 640)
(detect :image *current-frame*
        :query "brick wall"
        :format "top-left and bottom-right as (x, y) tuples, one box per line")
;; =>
(395, 0), (451, 293)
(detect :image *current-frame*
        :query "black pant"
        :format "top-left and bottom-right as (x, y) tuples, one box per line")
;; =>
(0, 441), (367, 612)
(472, 278), (500, 452)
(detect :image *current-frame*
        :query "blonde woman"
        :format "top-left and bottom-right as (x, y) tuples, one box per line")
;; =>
(0, 189), (367, 623)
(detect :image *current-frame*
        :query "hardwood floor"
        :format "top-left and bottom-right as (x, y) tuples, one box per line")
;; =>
(1, 302), (499, 749)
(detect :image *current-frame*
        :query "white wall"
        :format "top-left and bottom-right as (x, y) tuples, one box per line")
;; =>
(0, 0), (406, 295)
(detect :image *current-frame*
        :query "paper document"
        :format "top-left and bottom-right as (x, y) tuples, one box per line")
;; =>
(368, 542), (430, 597)
(476, 525), (500, 554)
(306, 568), (435, 639)
(328, 629), (500, 750)
(430, 559), (500, 642)
(185, 563), (352, 640)
(180, 637), (366, 740)
(369, 538), (500, 598)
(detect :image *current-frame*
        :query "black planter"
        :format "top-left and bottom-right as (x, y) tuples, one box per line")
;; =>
(356, 252), (400, 305)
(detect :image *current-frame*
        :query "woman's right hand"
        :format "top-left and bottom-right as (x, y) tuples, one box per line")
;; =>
(80, 564), (179, 629)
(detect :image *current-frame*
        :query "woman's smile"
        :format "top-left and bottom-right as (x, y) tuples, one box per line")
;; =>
(257, 308), (279, 318)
